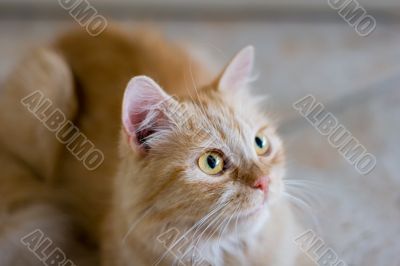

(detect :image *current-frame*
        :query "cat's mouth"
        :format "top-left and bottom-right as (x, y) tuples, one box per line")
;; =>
(228, 189), (271, 221)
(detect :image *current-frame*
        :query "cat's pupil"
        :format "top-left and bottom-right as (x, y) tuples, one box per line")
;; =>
(207, 155), (217, 169)
(255, 136), (264, 148)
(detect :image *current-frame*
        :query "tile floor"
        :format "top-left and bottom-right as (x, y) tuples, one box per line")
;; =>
(1, 19), (399, 266)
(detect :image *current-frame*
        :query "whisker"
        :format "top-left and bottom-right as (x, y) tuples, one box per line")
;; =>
(284, 185), (321, 209)
(187, 60), (224, 148)
(180, 210), (227, 265)
(217, 204), (240, 247)
(282, 191), (321, 233)
(183, 202), (232, 261)
(283, 179), (327, 192)
(122, 206), (154, 245)
(153, 200), (230, 265)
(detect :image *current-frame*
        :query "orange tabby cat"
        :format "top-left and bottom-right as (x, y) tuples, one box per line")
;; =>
(0, 26), (310, 265)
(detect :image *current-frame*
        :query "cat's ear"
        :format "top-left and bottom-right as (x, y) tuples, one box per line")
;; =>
(217, 46), (254, 92)
(122, 76), (176, 152)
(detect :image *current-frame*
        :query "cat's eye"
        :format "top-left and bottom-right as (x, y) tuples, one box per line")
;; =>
(198, 151), (224, 175)
(254, 134), (271, 156)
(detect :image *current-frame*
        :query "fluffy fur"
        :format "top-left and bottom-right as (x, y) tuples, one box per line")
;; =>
(0, 26), (310, 265)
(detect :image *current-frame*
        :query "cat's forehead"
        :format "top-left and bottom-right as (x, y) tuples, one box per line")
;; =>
(185, 90), (266, 132)
(181, 93), (267, 159)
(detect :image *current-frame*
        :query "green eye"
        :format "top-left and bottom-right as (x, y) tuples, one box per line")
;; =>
(254, 134), (270, 155)
(198, 151), (224, 175)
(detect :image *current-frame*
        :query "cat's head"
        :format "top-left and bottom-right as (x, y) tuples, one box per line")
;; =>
(121, 46), (285, 238)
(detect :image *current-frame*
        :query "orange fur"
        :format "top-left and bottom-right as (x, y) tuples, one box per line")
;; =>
(0, 25), (311, 265)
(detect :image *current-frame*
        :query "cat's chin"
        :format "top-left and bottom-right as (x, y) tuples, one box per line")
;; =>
(206, 205), (270, 237)
(179, 206), (269, 242)
(240, 207), (264, 219)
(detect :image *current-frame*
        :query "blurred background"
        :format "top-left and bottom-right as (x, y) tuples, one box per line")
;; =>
(1, 0), (399, 265)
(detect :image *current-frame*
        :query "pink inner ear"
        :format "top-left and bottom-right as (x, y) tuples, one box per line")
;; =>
(122, 76), (170, 149)
(219, 46), (254, 91)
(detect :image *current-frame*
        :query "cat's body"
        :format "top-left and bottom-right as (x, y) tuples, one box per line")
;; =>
(0, 26), (310, 265)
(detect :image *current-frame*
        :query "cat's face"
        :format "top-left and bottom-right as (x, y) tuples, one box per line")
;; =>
(122, 46), (285, 238)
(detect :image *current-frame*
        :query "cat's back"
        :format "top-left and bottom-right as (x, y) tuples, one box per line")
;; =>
(52, 26), (211, 238)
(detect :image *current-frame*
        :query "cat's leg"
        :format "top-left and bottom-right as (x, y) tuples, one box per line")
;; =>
(0, 199), (98, 266)
(0, 148), (100, 266)
(0, 49), (96, 265)
(0, 48), (78, 183)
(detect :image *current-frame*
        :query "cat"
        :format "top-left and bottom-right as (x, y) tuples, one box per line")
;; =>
(0, 26), (311, 266)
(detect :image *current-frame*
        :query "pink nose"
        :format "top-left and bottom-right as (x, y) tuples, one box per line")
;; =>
(251, 176), (270, 193)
